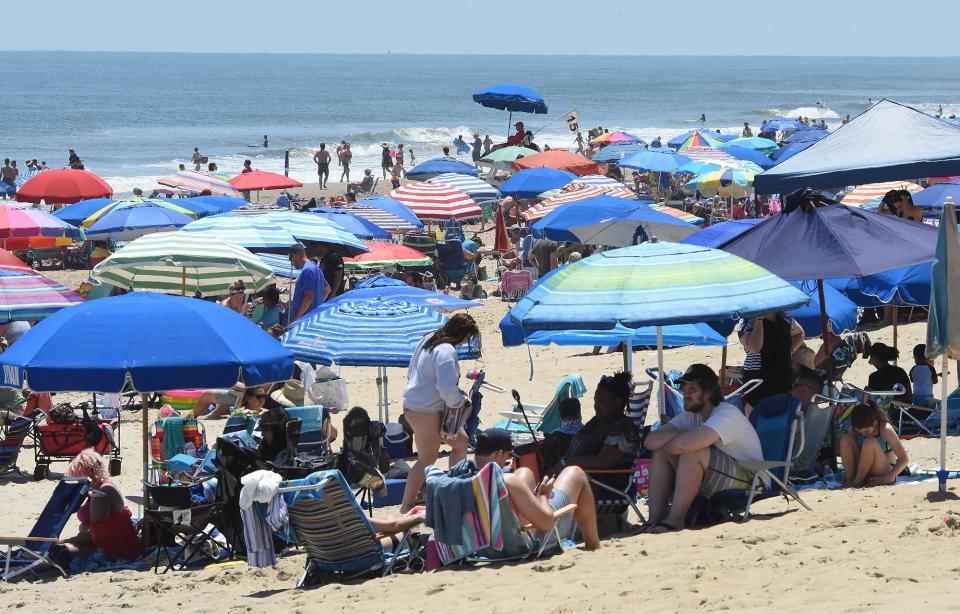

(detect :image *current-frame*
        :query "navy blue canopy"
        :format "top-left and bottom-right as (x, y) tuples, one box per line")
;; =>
(472, 84), (547, 114)
(785, 129), (829, 144)
(756, 100), (960, 194)
(761, 118), (806, 132)
(771, 141), (814, 162)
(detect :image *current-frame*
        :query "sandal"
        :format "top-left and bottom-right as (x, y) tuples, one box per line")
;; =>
(645, 521), (681, 534)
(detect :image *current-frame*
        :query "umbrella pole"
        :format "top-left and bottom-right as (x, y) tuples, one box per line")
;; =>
(892, 306), (899, 360)
(140, 394), (149, 517)
(507, 110), (512, 140)
(817, 279), (835, 393)
(623, 339), (633, 376)
(657, 325), (665, 421)
(720, 345), (728, 387)
(939, 355), (949, 492)
(383, 367), (390, 423)
(181, 266), (186, 297)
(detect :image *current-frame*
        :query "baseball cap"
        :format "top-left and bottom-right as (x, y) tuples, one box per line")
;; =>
(474, 428), (514, 456)
(677, 364), (719, 388)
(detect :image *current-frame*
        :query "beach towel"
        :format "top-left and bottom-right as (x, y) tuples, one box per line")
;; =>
(425, 460), (478, 544)
(239, 470), (285, 568)
(160, 416), (185, 461)
(430, 461), (507, 565)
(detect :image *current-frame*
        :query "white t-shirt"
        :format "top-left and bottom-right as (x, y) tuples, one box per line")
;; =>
(669, 402), (764, 462)
(910, 364), (935, 397)
(402, 336), (466, 412)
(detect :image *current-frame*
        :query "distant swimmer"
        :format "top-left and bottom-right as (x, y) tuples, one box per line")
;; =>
(868, 98), (874, 106)
(937, 104), (944, 118)
(263, 135), (269, 148)
(742, 122), (753, 137)
(698, 113), (706, 123)
(816, 100), (825, 109)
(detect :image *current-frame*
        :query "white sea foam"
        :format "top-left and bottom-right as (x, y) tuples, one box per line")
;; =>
(783, 106), (839, 119)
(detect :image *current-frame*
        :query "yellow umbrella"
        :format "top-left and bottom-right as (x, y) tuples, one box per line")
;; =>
(81, 197), (197, 228)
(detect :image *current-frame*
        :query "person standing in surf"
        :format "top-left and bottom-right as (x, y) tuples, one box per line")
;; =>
(313, 144), (331, 189)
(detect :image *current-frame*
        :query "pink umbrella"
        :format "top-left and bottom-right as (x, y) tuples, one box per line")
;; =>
(387, 182), (481, 222)
(229, 170), (303, 192)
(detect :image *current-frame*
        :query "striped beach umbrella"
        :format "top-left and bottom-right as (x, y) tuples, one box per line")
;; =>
(258, 211), (369, 256)
(428, 173), (500, 202)
(0, 204), (83, 242)
(650, 204), (705, 226)
(590, 143), (647, 164)
(158, 171), (242, 198)
(92, 231), (273, 297)
(387, 182), (481, 222)
(683, 168), (756, 198)
(0, 269), (83, 320)
(677, 131), (725, 151)
(591, 131), (645, 145)
(345, 204), (422, 233)
(841, 181), (923, 206)
(680, 147), (738, 165)
(281, 297), (479, 367)
(480, 146), (538, 170)
(79, 197), (200, 227)
(85, 203), (195, 241)
(577, 174), (630, 189)
(181, 213), (295, 251)
(523, 182), (634, 222)
(344, 241), (433, 270)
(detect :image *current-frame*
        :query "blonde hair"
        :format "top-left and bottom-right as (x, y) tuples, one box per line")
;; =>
(66, 448), (109, 485)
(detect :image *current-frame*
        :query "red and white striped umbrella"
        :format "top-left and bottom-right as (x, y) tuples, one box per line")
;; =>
(387, 182), (481, 222)
(523, 182), (635, 222)
(840, 181), (923, 206)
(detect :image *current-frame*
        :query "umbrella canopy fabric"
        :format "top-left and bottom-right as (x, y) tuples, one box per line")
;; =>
(913, 183), (960, 209)
(182, 195), (249, 215)
(523, 182), (634, 222)
(92, 231), (274, 296)
(926, 201), (960, 360)
(677, 131), (725, 150)
(52, 197), (119, 226)
(16, 169), (113, 204)
(387, 182), (481, 222)
(85, 203), (195, 241)
(353, 196), (423, 227)
(785, 129), (829, 144)
(499, 316), (726, 348)
(0, 269), (83, 321)
(181, 213), (295, 251)
(592, 132), (645, 145)
(683, 168), (755, 198)
(619, 150), (692, 173)
(680, 147), (738, 165)
(512, 150), (602, 176)
(325, 285), (480, 311)
(158, 171), (241, 198)
(308, 209), (390, 241)
(790, 280), (858, 337)
(257, 252), (301, 280)
(344, 204), (422, 233)
(532, 198), (697, 246)
(761, 118), (806, 133)
(680, 219), (764, 248)
(472, 84), (547, 114)
(649, 204), (705, 227)
(0, 292), (292, 392)
(723, 137), (779, 154)
(833, 262), (932, 307)
(480, 146), (538, 170)
(257, 211), (369, 256)
(428, 173), (499, 202)
(841, 181), (922, 206)
(771, 141), (814, 162)
(509, 241), (809, 331)
(81, 197), (200, 227)
(499, 168), (577, 199)
(718, 203), (938, 280)
(0, 204), (83, 240)
(719, 145), (776, 169)
(0, 248), (31, 273)
(228, 170), (303, 192)
(281, 297), (480, 366)
(356, 274), (408, 288)
(406, 158), (479, 180)
(756, 100), (960, 194)
(344, 241), (434, 269)
(576, 174), (631, 189)
(590, 143), (648, 164)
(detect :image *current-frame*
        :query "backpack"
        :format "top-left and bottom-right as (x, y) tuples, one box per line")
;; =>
(336, 407), (387, 490)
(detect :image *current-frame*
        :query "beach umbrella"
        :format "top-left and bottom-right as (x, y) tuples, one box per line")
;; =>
(723, 137), (779, 155)
(158, 170), (241, 198)
(80, 197), (202, 227)
(771, 141), (814, 162)
(308, 209), (390, 241)
(499, 315), (727, 348)
(831, 262), (932, 308)
(257, 252), (301, 280)
(532, 197), (697, 246)
(257, 211), (369, 256)
(16, 169), (113, 204)
(666, 131), (698, 149)
(590, 143), (648, 164)
(428, 173), (499, 202)
(52, 197), (120, 226)
(0, 268), (83, 321)
(719, 145), (776, 170)
(508, 241), (808, 412)
(406, 158), (479, 180)
(649, 204), (705, 227)
(925, 200), (960, 491)
(344, 203), (422, 233)
(592, 131), (645, 145)
(523, 182), (634, 223)
(85, 202), (195, 241)
(619, 150), (692, 173)
(0, 248), (31, 273)
(0, 204), (83, 247)
(680, 146), (739, 165)
(912, 183), (960, 210)
(674, 160), (722, 177)
(473, 84), (547, 136)
(356, 274), (408, 289)
(181, 213), (295, 252)
(344, 241), (434, 269)
(183, 195), (249, 215)
(387, 182), (481, 222)
(228, 170), (303, 193)
(325, 285), (480, 311)
(790, 280), (858, 337)
(0, 291), (293, 504)
(480, 146), (538, 170)
(785, 129), (829, 144)
(92, 231), (274, 296)
(512, 150), (602, 176)
(499, 168), (577, 199)
(353, 196), (423, 228)
(677, 131), (725, 151)
(683, 168), (755, 198)
(680, 219), (764, 248)
(281, 296), (480, 421)
(841, 181), (922, 206)
(761, 118), (806, 132)
(576, 174), (631, 189)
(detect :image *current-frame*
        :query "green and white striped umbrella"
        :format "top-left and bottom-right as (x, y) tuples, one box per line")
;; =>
(91, 231), (273, 297)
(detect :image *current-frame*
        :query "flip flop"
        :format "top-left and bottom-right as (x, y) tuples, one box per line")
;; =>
(631, 521), (657, 534)
(645, 521), (681, 534)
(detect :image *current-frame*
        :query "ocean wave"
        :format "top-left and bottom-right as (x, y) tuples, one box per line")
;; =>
(783, 106), (839, 119)
(753, 108), (783, 117)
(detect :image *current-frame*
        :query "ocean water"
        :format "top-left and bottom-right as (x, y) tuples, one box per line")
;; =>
(2, 52), (960, 195)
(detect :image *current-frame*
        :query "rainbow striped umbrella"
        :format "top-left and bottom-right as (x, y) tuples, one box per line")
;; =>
(0, 269), (83, 320)
(428, 173), (500, 202)
(840, 181), (923, 206)
(0, 204), (82, 241)
(157, 171), (241, 198)
(387, 182), (481, 222)
(683, 168), (756, 198)
(81, 197), (198, 227)
(523, 182), (634, 222)
(592, 131), (645, 145)
(677, 131), (725, 151)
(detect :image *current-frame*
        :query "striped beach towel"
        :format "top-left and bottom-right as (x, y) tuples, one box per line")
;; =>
(427, 462), (508, 565)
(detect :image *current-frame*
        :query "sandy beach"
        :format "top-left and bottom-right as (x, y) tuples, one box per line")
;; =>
(2, 243), (958, 613)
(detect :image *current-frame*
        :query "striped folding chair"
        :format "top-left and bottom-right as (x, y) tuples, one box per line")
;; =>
(0, 416), (33, 481)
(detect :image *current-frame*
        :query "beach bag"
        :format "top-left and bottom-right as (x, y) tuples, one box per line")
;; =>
(49, 403), (79, 425)
(440, 401), (470, 439)
(308, 377), (349, 410)
(336, 407), (386, 490)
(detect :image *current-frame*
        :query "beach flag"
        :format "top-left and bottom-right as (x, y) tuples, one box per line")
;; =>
(493, 205), (509, 253)
(564, 110), (579, 133)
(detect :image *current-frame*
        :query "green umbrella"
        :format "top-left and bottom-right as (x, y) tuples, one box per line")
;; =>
(91, 231), (273, 297)
(481, 146), (538, 170)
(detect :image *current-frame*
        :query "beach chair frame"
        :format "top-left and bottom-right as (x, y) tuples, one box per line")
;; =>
(142, 481), (226, 573)
(0, 416), (34, 481)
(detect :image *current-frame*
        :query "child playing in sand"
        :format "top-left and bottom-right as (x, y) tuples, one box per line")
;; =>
(838, 402), (909, 488)
(909, 343), (939, 408)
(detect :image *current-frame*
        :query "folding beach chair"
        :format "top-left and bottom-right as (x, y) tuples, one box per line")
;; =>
(645, 367), (762, 423)
(149, 416), (207, 482)
(791, 389), (857, 479)
(435, 239), (469, 288)
(1, 477), (90, 581)
(285, 405), (334, 457)
(443, 219), (466, 243)
(142, 482), (226, 573)
(500, 269), (533, 301)
(493, 374), (586, 438)
(280, 469), (412, 587)
(0, 415), (33, 481)
(426, 461), (577, 568)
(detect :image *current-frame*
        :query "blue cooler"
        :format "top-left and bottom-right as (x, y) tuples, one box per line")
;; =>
(384, 422), (411, 459)
(373, 479), (406, 507)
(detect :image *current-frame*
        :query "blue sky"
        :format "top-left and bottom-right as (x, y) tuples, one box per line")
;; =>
(4, 1), (957, 56)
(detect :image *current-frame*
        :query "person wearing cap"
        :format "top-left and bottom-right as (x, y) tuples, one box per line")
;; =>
(507, 122), (525, 147)
(257, 406), (292, 463)
(472, 428), (601, 550)
(288, 244), (330, 322)
(347, 168), (374, 194)
(643, 364), (766, 532)
(219, 280), (247, 314)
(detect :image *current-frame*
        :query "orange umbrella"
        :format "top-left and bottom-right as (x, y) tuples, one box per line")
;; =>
(17, 169), (113, 204)
(512, 150), (603, 176)
(493, 205), (510, 252)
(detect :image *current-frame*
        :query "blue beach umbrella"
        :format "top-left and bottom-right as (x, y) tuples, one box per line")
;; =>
(590, 142), (648, 164)
(499, 168), (577, 199)
(182, 214), (296, 252)
(355, 274), (407, 289)
(355, 195), (423, 227)
(257, 252), (301, 279)
(406, 158), (479, 180)
(52, 197), (117, 226)
(182, 195), (249, 215)
(532, 196), (697, 245)
(790, 280), (858, 337)
(785, 129), (829, 144)
(666, 131), (696, 149)
(308, 209), (390, 241)
(830, 263), (932, 308)
(719, 145), (776, 169)
(761, 118), (806, 132)
(771, 141), (814, 162)
(472, 84), (548, 114)
(913, 183), (960, 210)
(499, 315), (727, 348)
(619, 150), (691, 173)
(428, 173), (499, 202)
(680, 219), (764, 248)
(325, 285), (480, 312)
(724, 136), (779, 154)
(85, 203), (194, 241)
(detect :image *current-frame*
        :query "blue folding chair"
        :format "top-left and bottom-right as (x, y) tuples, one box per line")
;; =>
(436, 239), (468, 287)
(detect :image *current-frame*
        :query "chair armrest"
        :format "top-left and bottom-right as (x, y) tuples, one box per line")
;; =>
(738, 460), (789, 472)
(521, 503), (577, 531)
(0, 536), (61, 544)
(584, 468), (633, 475)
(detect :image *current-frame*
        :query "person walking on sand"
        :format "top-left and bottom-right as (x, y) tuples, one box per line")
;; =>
(380, 143), (393, 180)
(574, 131), (585, 154)
(395, 143), (405, 172)
(408, 146), (415, 166)
(339, 143), (352, 183)
(313, 144), (331, 189)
